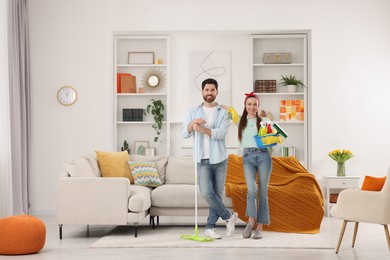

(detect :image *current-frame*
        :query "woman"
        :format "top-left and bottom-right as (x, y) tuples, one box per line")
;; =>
(224, 92), (283, 239)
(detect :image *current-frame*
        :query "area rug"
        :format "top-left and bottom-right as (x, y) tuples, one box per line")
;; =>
(91, 225), (335, 249)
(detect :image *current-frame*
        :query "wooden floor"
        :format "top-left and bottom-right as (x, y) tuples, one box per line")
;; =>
(7, 215), (390, 260)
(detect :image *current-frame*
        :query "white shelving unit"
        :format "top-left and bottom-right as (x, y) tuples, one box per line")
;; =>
(113, 35), (170, 155)
(250, 33), (310, 169)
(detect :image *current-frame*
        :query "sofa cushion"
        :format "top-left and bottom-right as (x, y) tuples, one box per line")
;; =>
(128, 185), (152, 212)
(63, 158), (96, 177)
(165, 157), (195, 184)
(129, 154), (168, 182)
(152, 184), (207, 207)
(128, 161), (162, 187)
(151, 184), (233, 208)
(96, 150), (133, 183)
(81, 153), (101, 177)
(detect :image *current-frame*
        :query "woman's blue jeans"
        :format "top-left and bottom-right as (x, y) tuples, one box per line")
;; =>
(243, 148), (272, 225)
(198, 158), (231, 229)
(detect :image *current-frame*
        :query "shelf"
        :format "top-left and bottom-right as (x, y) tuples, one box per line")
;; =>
(275, 121), (304, 124)
(255, 92), (304, 96)
(117, 121), (168, 125)
(117, 93), (167, 96)
(116, 64), (167, 67)
(253, 63), (304, 67)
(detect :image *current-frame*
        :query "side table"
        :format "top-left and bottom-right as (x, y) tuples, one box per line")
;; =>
(323, 176), (360, 217)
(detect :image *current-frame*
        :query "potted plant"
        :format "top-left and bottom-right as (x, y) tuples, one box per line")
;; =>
(144, 99), (164, 142)
(279, 74), (306, 93)
(121, 140), (130, 154)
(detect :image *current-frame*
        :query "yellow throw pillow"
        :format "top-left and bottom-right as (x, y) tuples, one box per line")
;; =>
(96, 150), (133, 184)
(361, 175), (386, 191)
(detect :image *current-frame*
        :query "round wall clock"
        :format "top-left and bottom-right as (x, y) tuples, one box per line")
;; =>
(57, 86), (77, 106)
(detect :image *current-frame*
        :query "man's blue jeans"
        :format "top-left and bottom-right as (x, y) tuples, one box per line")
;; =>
(198, 158), (231, 229)
(243, 148), (272, 225)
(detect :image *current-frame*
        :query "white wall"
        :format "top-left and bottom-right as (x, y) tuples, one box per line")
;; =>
(28, 0), (390, 214)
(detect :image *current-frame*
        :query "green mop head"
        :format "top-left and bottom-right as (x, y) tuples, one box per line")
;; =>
(180, 226), (213, 242)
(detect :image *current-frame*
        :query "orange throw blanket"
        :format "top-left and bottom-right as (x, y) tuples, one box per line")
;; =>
(225, 154), (324, 234)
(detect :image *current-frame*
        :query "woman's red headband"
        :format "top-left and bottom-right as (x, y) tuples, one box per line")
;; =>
(244, 92), (260, 107)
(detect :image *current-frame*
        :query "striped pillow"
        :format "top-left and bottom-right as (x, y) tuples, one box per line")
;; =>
(128, 161), (162, 187)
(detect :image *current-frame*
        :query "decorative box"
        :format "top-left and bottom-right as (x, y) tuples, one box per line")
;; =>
(263, 52), (291, 64)
(254, 80), (276, 93)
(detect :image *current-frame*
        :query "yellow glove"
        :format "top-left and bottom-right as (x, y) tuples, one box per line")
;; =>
(228, 107), (239, 124)
(261, 135), (283, 145)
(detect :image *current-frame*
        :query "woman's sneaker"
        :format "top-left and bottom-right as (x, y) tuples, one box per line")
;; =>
(243, 223), (254, 238)
(205, 228), (222, 239)
(252, 229), (262, 239)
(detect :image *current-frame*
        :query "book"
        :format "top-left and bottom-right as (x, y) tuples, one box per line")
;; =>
(120, 74), (136, 93)
(116, 73), (131, 93)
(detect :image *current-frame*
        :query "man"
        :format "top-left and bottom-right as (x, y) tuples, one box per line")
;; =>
(181, 78), (238, 239)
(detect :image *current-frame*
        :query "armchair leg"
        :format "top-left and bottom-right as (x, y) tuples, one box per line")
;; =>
(336, 220), (348, 254)
(352, 222), (359, 248)
(384, 225), (390, 250)
(59, 224), (63, 240)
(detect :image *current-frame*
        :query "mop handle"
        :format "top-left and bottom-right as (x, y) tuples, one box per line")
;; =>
(194, 131), (198, 235)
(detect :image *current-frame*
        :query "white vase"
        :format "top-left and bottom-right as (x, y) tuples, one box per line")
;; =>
(287, 85), (296, 93)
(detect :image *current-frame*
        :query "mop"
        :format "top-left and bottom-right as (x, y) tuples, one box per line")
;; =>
(180, 131), (213, 242)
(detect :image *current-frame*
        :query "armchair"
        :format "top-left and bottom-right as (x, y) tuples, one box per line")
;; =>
(331, 166), (390, 253)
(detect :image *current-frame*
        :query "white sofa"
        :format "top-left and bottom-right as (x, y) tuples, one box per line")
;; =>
(57, 153), (232, 238)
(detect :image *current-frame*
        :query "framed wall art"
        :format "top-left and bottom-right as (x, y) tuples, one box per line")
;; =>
(134, 141), (149, 155)
(128, 52), (154, 64)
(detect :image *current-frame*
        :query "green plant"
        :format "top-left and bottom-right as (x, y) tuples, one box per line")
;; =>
(121, 140), (130, 154)
(279, 74), (306, 88)
(144, 99), (164, 142)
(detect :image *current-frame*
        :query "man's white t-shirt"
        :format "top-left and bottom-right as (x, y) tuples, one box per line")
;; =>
(201, 106), (217, 159)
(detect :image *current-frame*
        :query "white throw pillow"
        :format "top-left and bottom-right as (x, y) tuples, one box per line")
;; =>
(81, 153), (101, 177)
(165, 156), (195, 184)
(63, 158), (96, 177)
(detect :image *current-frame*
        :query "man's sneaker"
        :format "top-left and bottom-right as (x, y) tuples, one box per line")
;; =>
(205, 228), (222, 239)
(252, 229), (263, 239)
(225, 212), (238, 236)
(243, 222), (254, 238)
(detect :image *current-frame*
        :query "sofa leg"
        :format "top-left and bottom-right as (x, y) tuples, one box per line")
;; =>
(59, 224), (63, 239)
(87, 224), (90, 237)
(151, 216), (155, 229)
(157, 216), (160, 225)
(134, 222), (138, 238)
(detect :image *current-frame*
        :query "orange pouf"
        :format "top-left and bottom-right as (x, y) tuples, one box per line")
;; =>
(0, 215), (46, 255)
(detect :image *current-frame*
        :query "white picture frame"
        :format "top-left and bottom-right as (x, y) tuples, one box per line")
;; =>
(190, 50), (232, 107)
(134, 141), (149, 155)
(128, 52), (154, 64)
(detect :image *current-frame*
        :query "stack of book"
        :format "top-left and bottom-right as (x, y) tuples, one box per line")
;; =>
(254, 80), (276, 93)
(123, 109), (143, 121)
(280, 99), (304, 121)
(117, 73), (136, 93)
(280, 147), (296, 157)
